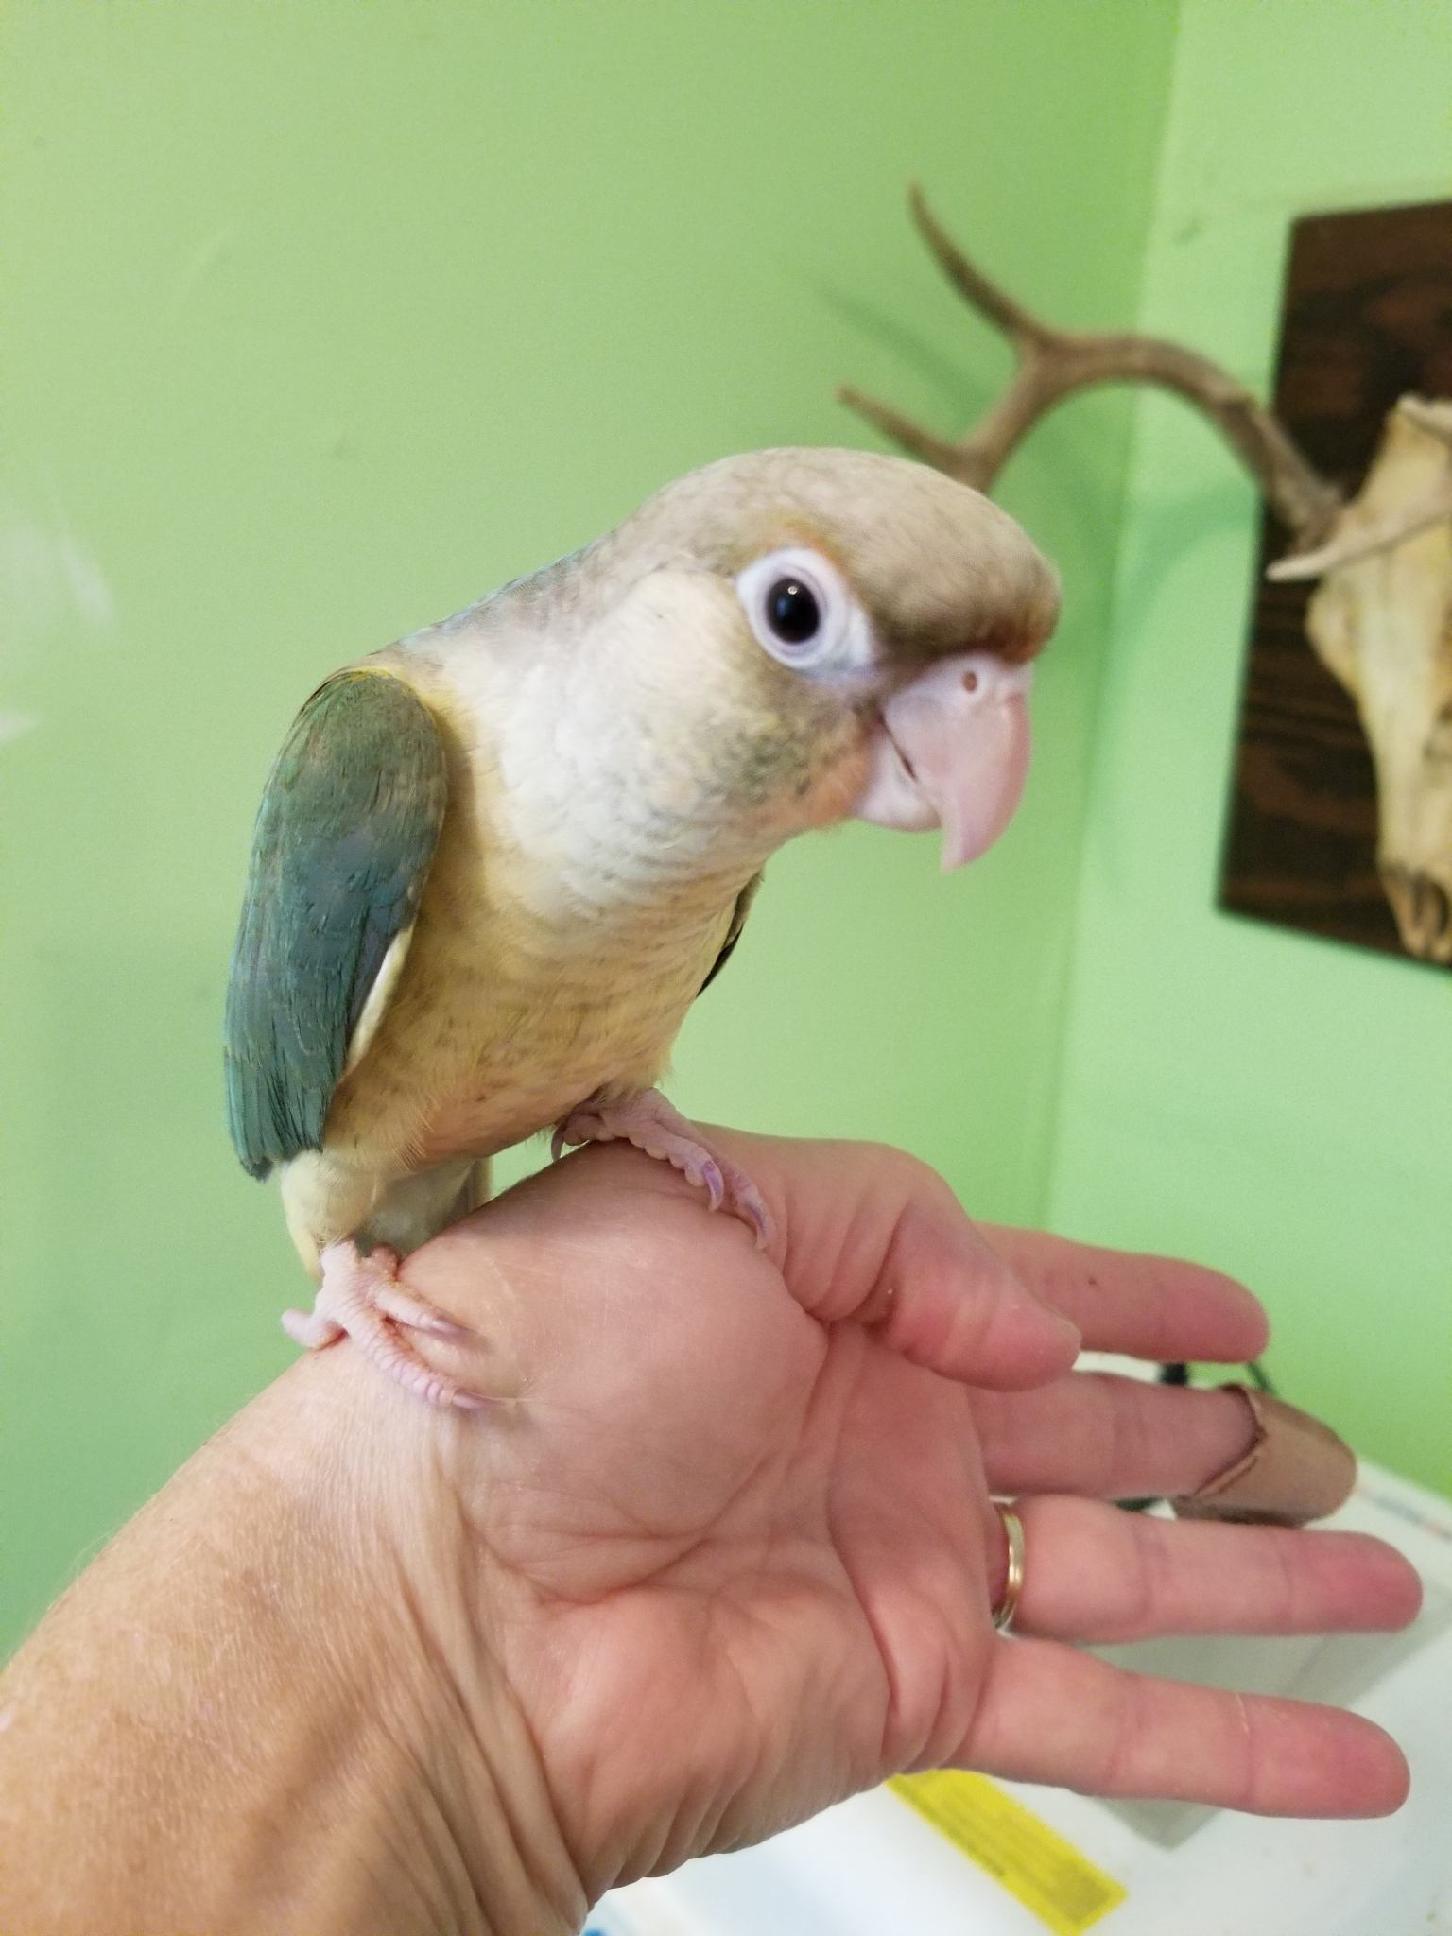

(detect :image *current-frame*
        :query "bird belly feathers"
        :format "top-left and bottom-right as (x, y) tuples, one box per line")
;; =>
(277, 735), (745, 1270)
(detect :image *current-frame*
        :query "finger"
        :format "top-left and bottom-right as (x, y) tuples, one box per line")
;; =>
(980, 1226), (1269, 1364)
(998, 1496), (1423, 1643)
(754, 1138), (1082, 1390)
(983, 1378), (1359, 1525)
(962, 1638), (1410, 1817)
(976, 1375), (1268, 1500)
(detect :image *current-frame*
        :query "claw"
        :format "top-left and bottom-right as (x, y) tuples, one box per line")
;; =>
(552, 1089), (773, 1248)
(284, 1241), (488, 1411)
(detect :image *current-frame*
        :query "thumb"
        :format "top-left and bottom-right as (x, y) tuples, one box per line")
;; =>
(718, 1133), (1081, 1390)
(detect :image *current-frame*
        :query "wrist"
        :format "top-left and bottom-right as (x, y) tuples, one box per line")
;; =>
(262, 1348), (592, 1934)
(0, 1340), (589, 1936)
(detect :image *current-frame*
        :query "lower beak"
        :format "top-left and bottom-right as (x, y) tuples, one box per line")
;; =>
(850, 653), (1033, 870)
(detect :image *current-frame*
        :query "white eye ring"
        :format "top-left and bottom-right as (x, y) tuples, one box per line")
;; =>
(734, 546), (873, 676)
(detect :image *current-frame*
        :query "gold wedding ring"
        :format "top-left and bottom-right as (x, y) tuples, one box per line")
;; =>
(991, 1502), (1026, 1635)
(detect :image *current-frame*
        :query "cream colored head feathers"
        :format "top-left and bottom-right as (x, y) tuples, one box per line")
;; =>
(409, 447), (1060, 881)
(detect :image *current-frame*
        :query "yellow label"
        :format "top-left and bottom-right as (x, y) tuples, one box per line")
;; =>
(889, 1771), (1127, 1935)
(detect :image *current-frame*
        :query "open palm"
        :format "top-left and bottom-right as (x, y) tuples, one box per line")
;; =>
(390, 1132), (1417, 1897)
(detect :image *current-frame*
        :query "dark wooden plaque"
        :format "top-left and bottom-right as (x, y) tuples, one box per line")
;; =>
(1218, 198), (1452, 964)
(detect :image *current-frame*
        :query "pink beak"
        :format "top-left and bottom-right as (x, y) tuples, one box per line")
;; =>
(851, 652), (1033, 870)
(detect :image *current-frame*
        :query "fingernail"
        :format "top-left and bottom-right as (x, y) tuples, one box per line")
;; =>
(1049, 1311), (1082, 1352)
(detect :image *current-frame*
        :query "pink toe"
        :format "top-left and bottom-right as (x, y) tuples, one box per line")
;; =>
(282, 1307), (345, 1350)
(549, 1089), (771, 1244)
(373, 1282), (467, 1339)
(284, 1242), (489, 1411)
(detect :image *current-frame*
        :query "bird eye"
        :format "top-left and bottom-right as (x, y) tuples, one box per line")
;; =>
(734, 546), (871, 675)
(766, 577), (821, 646)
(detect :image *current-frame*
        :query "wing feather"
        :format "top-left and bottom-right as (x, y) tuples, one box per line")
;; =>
(697, 871), (762, 997)
(224, 669), (448, 1179)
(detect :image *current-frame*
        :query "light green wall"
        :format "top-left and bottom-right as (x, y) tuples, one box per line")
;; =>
(0, 3), (1177, 1649)
(1047, 0), (1452, 1496)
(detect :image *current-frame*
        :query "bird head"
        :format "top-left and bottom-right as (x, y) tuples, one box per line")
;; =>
(577, 446), (1061, 872)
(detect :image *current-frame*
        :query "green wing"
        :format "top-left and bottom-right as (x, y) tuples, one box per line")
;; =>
(224, 669), (448, 1180)
(697, 871), (762, 997)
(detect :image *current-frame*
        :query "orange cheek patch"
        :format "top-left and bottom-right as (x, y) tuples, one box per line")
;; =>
(788, 734), (874, 831)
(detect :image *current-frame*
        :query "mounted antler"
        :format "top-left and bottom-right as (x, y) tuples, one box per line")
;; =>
(841, 187), (1452, 964)
(840, 186), (1452, 576)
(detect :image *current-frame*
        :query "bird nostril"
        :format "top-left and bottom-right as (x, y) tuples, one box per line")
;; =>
(962, 669), (980, 695)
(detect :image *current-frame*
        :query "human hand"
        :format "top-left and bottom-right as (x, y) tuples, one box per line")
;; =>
(357, 1131), (1419, 1910)
(0, 1131), (1421, 1935)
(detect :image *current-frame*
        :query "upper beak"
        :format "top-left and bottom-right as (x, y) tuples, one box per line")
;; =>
(851, 651), (1033, 869)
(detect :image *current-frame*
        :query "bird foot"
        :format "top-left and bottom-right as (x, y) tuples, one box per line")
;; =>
(551, 1088), (772, 1248)
(282, 1241), (487, 1412)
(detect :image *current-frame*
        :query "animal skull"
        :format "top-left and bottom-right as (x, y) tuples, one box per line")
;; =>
(1298, 402), (1452, 962)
